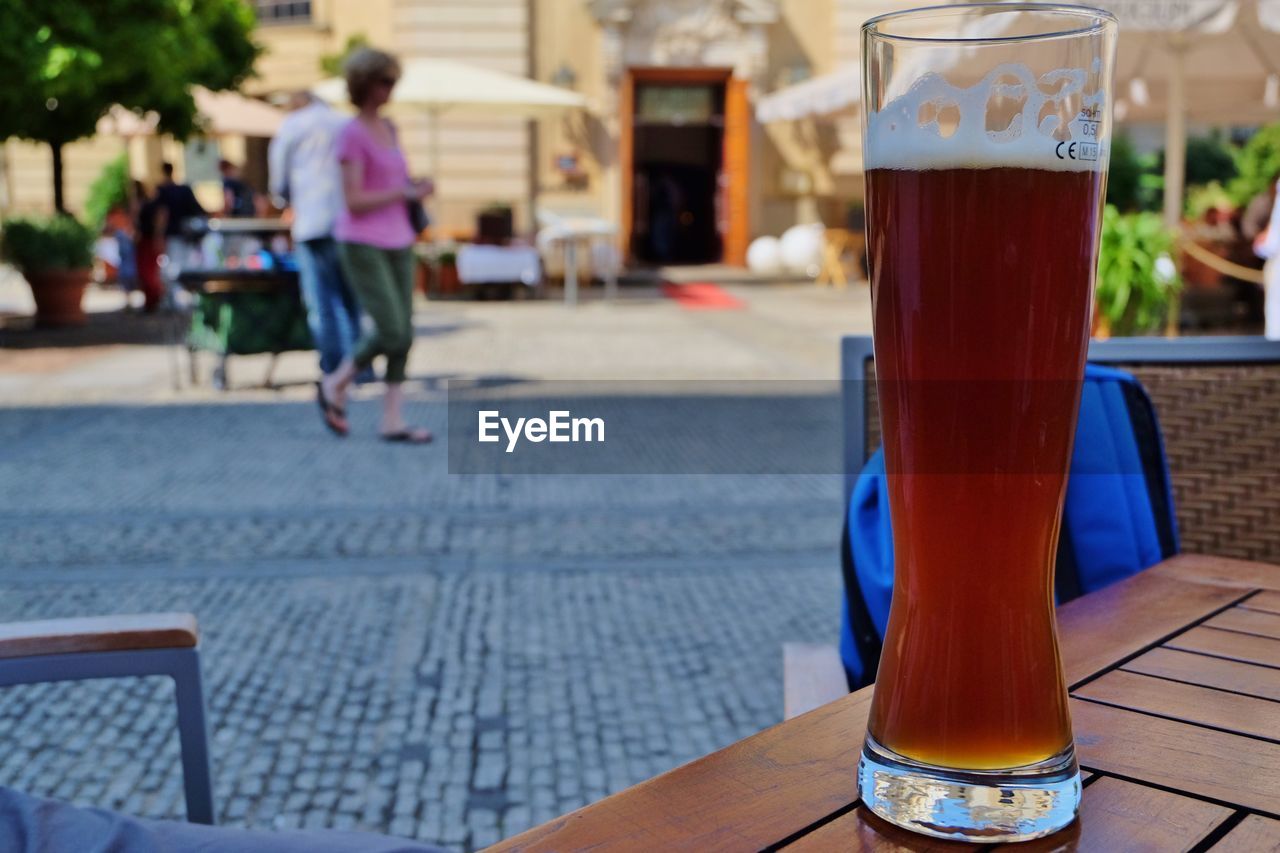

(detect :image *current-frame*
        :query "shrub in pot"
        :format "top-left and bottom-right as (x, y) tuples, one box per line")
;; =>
(1, 216), (96, 327)
(1095, 205), (1181, 337)
(436, 248), (460, 295)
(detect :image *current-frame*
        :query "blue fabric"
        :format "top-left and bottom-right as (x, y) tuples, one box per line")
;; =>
(840, 364), (1177, 687)
(1061, 365), (1172, 591)
(294, 236), (363, 374)
(0, 786), (446, 853)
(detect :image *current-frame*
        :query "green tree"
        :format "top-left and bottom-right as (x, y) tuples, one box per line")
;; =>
(1182, 131), (1238, 188)
(320, 33), (369, 78)
(1228, 122), (1280, 207)
(84, 153), (131, 228)
(0, 0), (260, 213)
(1106, 134), (1161, 213)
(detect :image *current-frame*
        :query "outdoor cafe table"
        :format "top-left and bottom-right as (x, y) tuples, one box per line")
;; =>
(493, 554), (1280, 851)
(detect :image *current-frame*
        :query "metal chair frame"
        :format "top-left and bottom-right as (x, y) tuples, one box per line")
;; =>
(0, 646), (214, 824)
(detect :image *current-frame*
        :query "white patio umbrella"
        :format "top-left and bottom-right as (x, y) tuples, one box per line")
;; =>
(97, 87), (285, 138)
(756, 1), (1280, 229)
(756, 65), (861, 124)
(1097, 0), (1280, 225)
(313, 57), (588, 175)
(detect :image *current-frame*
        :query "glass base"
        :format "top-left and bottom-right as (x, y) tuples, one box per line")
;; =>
(858, 734), (1080, 843)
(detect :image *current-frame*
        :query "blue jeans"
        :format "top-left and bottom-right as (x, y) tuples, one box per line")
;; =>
(295, 237), (362, 374)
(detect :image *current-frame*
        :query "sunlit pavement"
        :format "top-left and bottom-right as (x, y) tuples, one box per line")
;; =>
(0, 270), (871, 851)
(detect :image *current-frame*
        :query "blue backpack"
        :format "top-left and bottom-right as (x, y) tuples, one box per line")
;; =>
(839, 364), (1180, 688)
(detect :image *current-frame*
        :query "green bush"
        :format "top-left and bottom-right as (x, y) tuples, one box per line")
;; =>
(1179, 132), (1238, 188)
(1228, 122), (1280, 207)
(1, 216), (95, 273)
(84, 154), (131, 229)
(1106, 134), (1161, 213)
(1184, 180), (1234, 220)
(1096, 205), (1180, 336)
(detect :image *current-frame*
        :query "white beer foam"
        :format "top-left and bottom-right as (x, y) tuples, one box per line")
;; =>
(865, 63), (1108, 172)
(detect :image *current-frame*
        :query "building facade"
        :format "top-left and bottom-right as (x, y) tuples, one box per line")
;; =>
(4, 0), (889, 266)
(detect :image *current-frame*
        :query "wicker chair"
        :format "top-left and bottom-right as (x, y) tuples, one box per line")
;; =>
(785, 335), (1280, 720)
(842, 335), (1280, 565)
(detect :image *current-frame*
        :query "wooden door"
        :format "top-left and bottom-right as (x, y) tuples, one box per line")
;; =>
(721, 76), (751, 267)
(619, 71), (635, 260)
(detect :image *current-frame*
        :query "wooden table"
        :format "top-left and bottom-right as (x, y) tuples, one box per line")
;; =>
(494, 555), (1280, 851)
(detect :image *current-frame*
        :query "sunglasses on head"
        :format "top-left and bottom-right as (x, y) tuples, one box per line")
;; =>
(377, 75), (398, 87)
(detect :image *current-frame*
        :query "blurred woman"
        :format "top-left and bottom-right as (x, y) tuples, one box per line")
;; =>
(133, 181), (166, 313)
(318, 47), (434, 441)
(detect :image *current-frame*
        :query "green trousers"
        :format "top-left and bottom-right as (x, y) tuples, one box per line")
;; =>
(336, 242), (415, 384)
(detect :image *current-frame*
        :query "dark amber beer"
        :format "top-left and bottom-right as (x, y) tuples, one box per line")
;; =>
(865, 166), (1103, 769)
(857, 3), (1117, 841)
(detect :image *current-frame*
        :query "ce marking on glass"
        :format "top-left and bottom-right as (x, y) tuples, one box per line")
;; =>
(1056, 139), (1099, 162)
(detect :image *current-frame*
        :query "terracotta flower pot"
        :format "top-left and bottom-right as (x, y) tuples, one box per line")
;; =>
(25, 268), (91, 327)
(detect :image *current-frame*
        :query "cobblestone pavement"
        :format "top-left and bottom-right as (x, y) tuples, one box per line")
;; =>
(0, 279), (868, 850)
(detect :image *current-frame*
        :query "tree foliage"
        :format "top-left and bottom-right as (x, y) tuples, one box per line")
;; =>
(1228, 122), (1280, 207)
(1096, 205), (1180, 336)
(320, 33), (369, 78)
(1106, 134), (1161, 213)
(84, 153), (131, 228)
(0, 0), (260, 210)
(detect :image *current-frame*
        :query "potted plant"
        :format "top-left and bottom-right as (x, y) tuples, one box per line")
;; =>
(436, 247), (460, 295)
(1, 215), (95, 326)
(1095, 205), (1181, 338)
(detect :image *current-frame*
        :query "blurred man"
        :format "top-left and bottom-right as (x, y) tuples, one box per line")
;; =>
(269, 90), (363, 375)
(219, 159), (257, 218)
(154, 162), (207, 301)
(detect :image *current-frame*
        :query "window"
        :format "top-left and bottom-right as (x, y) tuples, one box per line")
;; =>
(254, 1), (311, 24)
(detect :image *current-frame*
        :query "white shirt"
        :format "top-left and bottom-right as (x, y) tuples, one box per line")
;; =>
(268, 101), (347, 242)
(1259, 179), (1280, 261)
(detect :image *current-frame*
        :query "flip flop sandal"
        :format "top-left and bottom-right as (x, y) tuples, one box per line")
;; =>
(380, 428), (433, 444)
(315, 382), (349, 437)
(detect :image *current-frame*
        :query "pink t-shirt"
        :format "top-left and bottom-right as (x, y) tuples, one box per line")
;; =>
(334, 118), (416, 249)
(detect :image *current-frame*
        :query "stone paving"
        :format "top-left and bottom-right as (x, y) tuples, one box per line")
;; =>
(0, 275), (870, 850)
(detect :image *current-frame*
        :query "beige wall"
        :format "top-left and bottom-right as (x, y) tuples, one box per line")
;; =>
(759, 0), (838, 236)
(3, 137), (131, 219)
(389, 0), (533, 235)
(532, 0), (608, 223)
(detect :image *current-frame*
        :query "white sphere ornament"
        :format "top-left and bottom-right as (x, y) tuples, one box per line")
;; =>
(779, 224), (824, 277)
(746, 236), (783, 275)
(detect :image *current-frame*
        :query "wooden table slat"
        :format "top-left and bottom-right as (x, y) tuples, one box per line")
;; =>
(1152, 555), (1280, 591)
(1072, 699), (1280, 814)
(1073, 669), (1280, 742)
(1056, 570), (1246, 686)
(494, 556), (1280, 852)
(494, 692), (872, 852)
(780, 806), (979, 852)
(1206, 607), (1280, 641)
(1020, 776), (1231, 853)
(1212, 815), (1280, 852)
(1122, 647), (1280, 702)
(1166, 626), (1280, 669)
(1243, 590), (1280, 616)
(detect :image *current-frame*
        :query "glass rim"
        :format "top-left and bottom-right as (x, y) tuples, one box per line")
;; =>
(862, 3), (1117, 46)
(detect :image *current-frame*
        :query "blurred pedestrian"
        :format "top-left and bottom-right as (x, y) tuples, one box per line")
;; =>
(318, 47), (434, 443)
(104, 203), (139, 304)
(155, 162), (207, 298)
(269, 91), (364, 377)
(1252, 170), (1280, 340)
(219, 159), (257, 218)
(134, 182), (166, 312)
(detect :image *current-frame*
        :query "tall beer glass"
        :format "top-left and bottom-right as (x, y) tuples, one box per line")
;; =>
(858, 4), (1116, 841)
